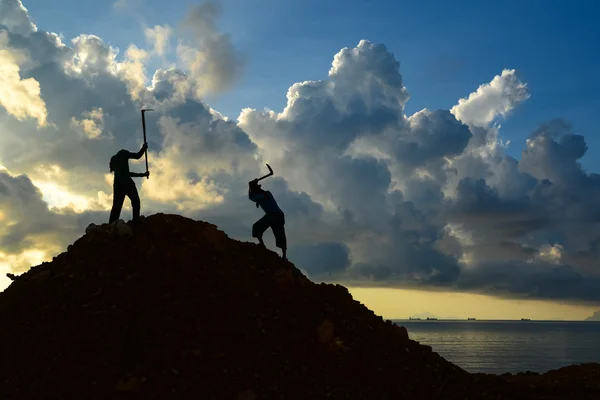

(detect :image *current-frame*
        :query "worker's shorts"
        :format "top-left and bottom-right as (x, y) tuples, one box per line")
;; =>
(252, 212), (286, 249)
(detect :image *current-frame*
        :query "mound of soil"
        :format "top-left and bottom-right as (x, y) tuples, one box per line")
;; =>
(0, 213), (598, 399)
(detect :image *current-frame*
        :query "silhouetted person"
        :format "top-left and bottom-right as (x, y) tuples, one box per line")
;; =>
(108, 143), (149, 224)
(248, 179), (287, 259)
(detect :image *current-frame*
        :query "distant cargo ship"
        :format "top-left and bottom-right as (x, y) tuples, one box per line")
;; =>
(426, 317), (438, 320)
(468, 317), (476, 320)
(408, 317), (421, 320)
(521, 318), (531, 321)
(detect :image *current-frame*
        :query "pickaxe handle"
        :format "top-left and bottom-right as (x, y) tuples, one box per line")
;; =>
(141, 109), (154, 179)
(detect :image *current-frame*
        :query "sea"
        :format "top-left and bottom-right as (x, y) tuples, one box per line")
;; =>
(392, 319), (600, 375)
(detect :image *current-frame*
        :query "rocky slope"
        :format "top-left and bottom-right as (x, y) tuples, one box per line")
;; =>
(0, 213), (598, 399)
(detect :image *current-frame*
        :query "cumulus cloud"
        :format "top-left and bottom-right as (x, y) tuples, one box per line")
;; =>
(70, 107), (104, 139)
(145, 25), (172, 57)
(451, 69), (529, 128)
(176, 0), (244, 95)
(0, 0), (37, 36)
(0, 30), (47, 127)
(1, 1), (600, 308)
(117, 44), (150, 100)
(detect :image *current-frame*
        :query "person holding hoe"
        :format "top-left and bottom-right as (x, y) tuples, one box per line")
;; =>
(108, 143), (149, 224)
(248, 164), (287, 259)
(108, 109), (153, 225)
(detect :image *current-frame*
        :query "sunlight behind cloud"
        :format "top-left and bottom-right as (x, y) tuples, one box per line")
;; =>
(0, 31), (48, 127)
(117, 44), (150, 100)
(145, 25), (172, 57)
(141, 157), (227, 211)
(34, 181), (92, 212)
(70, 108), (105, 139)
(0, 249), (47, 274)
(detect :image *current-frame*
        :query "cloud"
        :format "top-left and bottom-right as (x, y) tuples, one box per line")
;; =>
(451, 69), (529, 128)
(287, 243), (351, 279)
(145, 25), (172, 57)
(0, 0), (37, 36)
(0, 168), (102, 278)
(117, 44), (150, 100)
(175, 0), (245, 96)
(237, 38), (600, 304)
(70, 107), (104, 139)
(585, 311), (600, 321)
(1, 2), (600, 307)
(0, 30), (48, 127)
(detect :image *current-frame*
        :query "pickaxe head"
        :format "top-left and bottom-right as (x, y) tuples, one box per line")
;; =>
(249, 164), (274, 190)
(255, 163), (274, 182)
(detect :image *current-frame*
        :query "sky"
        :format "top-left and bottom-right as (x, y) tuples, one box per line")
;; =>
(1, 0), (600, 320)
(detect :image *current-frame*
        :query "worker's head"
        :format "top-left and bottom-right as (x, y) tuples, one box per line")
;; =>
(249, 179), (263, 193)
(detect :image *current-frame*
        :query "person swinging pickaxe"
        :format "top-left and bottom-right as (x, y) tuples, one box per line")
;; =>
(248, 164), (287, 259)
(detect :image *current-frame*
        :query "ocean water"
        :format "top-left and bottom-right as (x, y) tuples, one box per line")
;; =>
(393, 320), (600, 374)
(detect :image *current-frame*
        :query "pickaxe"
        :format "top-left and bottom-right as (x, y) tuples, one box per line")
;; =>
(249, 164), (273, 185)
(141, 108), (153, 179)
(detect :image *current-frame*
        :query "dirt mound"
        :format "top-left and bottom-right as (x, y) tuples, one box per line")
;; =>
(0, 213), (597, 399)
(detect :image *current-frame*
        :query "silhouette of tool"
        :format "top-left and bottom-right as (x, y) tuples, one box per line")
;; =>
(255, 164), (273, 182)
(249, 164), (274, 208)
(141, 108), (154, 179)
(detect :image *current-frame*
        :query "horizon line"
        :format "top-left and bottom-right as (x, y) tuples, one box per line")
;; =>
(391, 318), (599, 322)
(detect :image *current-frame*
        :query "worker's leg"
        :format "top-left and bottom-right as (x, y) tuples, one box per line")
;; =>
(252, 214), (271, 247)
(125, 180), (141, 223)
(109, 183), (126, 223)
(271, 213), (287, 259)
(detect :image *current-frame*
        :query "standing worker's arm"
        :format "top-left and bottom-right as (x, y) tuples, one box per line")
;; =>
(130, 171), (150, 178)
(127, 143), (148, 160)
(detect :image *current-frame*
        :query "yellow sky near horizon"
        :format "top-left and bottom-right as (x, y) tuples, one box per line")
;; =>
(347, 287), (599, 321)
